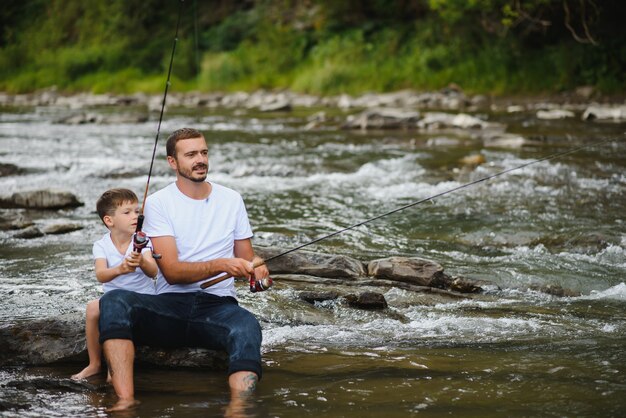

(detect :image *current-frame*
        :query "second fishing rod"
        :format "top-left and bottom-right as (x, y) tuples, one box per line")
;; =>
(200, 136), (617, 290)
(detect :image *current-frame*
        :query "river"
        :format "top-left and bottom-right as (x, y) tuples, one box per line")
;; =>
(0, 102), (625, 417)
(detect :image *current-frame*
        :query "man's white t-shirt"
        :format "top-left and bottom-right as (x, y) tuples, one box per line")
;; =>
(92, 234), (157, 294)
(142, 182), (253, 297)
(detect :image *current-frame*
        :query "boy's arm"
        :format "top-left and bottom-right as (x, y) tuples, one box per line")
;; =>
(138, 250), (158, 279)
(94, 257), (136, 283)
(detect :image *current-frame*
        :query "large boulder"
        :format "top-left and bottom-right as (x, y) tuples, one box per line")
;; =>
(367, 257), (449, 287)
(255, 247), (365, 279)
(0, 189), (83, 210)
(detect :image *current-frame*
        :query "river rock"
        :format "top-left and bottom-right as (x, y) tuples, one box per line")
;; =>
(259, 99), (292, 112)
(0, 213), (34, 231)
(0, 163), (23, 177)
(0, 189), (83, 209)
(299, 291), (340, 304)
(0, 313), (226, 367)
(42, 223), (84, 235)
(483, 133), (535, 149)
(342, 108), (421, 130)
(344, 292), (388, 309)
(417, 112), (494, 130)
(255, 247), (365, 279)
(368, 257), (448, 287)
(581, 105), (626, 121)
(13, 226), (44, 239)
(536, 109), (575, 120)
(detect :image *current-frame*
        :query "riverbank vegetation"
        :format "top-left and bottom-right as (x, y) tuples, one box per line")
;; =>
(0, 0), (624, 95)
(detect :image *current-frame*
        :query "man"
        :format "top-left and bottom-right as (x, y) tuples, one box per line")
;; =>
(98, 128), (269, 411)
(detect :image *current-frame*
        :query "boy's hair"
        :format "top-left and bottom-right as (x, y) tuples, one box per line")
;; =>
(166, 127), (204, 158)
(96, 188), (138, 225)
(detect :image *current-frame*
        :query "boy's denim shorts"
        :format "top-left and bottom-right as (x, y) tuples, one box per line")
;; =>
(98, 289), (262, 378)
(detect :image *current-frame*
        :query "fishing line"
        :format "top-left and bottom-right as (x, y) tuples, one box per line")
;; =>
(201, 136), (619, 288)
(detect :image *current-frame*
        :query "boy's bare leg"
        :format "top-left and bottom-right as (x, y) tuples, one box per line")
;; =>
(72, 299), (103, 380)
(103, 339), (138, 412)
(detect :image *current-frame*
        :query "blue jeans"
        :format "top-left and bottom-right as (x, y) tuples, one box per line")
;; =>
(98, 289), (262, 378)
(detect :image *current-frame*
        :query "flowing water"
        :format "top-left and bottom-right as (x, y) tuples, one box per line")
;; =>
(0, 104), (625, 417)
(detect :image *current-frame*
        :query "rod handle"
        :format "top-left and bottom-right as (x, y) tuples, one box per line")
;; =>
(199, 258), (266, 289)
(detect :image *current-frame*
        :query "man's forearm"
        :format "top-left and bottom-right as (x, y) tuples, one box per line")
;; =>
(159, 258), (227, 284)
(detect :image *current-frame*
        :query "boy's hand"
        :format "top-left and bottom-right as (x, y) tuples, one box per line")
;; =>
(119, 252), (140, 274)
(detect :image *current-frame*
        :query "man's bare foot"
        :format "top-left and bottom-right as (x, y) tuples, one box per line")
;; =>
(71, 364), (102, 380)
(105, 398), (139, 412)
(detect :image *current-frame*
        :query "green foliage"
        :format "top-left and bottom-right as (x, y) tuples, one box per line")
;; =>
(0, 0), (623, 95)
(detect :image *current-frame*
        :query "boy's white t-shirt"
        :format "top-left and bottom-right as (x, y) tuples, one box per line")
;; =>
(92, 234), (157, 294)
(142, 182), (253, 297)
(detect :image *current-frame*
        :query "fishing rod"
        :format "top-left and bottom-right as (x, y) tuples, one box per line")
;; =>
(133, 0), (184, 254)
(201, 136), (618, 290)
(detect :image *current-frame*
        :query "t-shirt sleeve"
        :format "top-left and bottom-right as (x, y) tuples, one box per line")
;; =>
(143, 195), (174, 237)
(92, 240), (106, 260)
(235, 195), (253, 240)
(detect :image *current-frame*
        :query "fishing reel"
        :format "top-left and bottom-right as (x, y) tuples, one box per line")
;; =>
(249, 276), (273, 293)
(133, 230), (148, 253)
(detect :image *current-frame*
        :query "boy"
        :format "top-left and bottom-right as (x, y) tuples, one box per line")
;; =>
(72, 188), (158, 380)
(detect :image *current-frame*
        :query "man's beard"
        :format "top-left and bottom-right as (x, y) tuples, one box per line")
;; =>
(178, 163), (208, 183)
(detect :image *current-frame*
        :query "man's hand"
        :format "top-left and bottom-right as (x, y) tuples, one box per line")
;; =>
(220, 258), (255, 279)
(252, 257), (269, 280)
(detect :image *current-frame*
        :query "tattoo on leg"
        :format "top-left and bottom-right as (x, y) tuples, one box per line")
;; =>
(241, 373), (258, 395)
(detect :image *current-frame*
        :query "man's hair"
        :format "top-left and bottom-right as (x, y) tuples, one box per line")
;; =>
(166, 128), (204, 158)
(96, 188), (138, 224)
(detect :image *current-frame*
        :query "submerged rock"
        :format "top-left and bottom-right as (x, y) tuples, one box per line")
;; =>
(344, 292), (388, 310)
(0, 189), (83, 210)
(299, 291), (340, 304)
(536, 109), (575, 120)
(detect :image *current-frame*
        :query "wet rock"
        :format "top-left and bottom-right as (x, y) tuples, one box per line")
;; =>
(0, 163), (23, 177)
(259, 99), (292, 112)
(342, 108), (421, 130)
(483, 134), (537, 149)
(344, 292), (387, 310)
(581, 105), (626, 121)
(0, 314), (86, 366)
(426, 137), (463, 147)
(13, 226), (44, 239)
(5, 377), (99, 392)
(417, 112), (495, 130)
(459, 154), (486, 167)
(0, 400), (32, 412)
(368, 257), (448, 287)
(255, 247), (365, 279)
(530, 284), (581, 297)
(449, 276), (483, 293)
(0, 189), (83, 210)
(299, 291), (340, 304)
(56, 113), (102, 124)
(536, 109), (575, 120)
(42, 223), (83, 235)
(0, 213), (34, 231)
